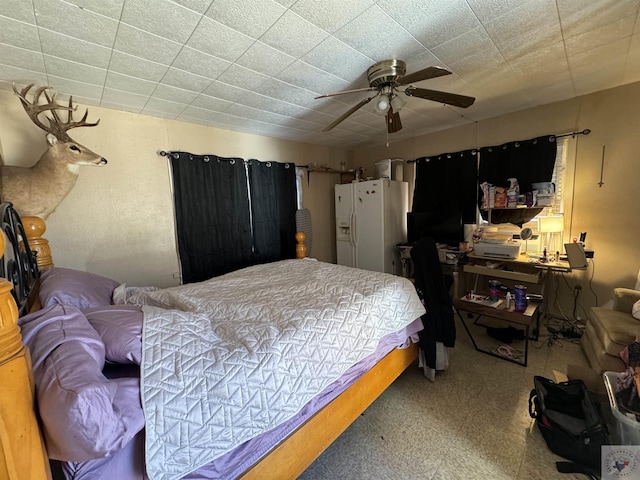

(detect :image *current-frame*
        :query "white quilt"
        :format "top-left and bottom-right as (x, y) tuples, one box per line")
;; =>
(132, 259), (425, 480)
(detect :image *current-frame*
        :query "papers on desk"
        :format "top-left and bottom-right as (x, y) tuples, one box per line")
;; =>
(460, 294), (503, 308)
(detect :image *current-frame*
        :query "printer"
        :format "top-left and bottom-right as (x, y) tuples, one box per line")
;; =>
(473, 240), (522, 259)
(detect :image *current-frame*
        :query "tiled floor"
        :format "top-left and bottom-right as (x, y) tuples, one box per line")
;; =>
(299, 316), (598, 480)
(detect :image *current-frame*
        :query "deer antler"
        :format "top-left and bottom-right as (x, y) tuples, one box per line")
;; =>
(12, 83), (100, 142)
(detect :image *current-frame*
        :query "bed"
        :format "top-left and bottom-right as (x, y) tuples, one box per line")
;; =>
(0, 202), (425, 480)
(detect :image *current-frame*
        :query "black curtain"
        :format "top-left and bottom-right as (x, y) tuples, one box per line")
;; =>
(411, 149), (478, 245)
(248, 160), (297, 263)
(478, 134), (557, 225)
(171, 153), (252, 283)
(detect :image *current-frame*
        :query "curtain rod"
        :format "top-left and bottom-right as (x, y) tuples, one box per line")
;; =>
(405, 129), (591, 163)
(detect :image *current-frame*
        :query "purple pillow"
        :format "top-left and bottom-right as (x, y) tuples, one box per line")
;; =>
(82, 305), (143, 365)
(39, 267), (121, 309)
(18, 305), (145, 461)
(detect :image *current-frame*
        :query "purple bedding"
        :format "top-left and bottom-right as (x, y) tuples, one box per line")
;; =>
(60, 319), (422, 480)
(23, 267), (423, 479)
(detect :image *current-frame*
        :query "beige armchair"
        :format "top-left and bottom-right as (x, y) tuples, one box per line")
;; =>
(581, 288), (640, 373)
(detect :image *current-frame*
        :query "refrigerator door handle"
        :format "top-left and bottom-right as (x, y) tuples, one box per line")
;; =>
(350, 210), (357, 247)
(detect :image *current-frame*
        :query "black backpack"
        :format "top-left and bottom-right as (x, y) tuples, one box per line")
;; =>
(529, 376), (608, 477)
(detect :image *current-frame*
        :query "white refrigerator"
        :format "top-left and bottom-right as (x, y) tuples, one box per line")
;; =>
(335, 179), (408, 275)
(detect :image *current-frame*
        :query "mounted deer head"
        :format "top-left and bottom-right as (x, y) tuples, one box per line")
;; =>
(0, 83), (107, 219)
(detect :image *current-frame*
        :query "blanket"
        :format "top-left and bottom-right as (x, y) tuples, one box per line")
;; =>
(132, 259), (425, 480)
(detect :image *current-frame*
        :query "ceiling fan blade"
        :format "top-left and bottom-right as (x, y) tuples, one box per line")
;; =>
(396, 66), (451, 86)
(321, 97), (374, 132)
(315, 86), (377, 99)
(404, 86), (475, 108)
(386, 106), (402, 133)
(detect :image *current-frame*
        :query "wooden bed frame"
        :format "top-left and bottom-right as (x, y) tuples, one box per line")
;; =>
(0, 209), (418, 480)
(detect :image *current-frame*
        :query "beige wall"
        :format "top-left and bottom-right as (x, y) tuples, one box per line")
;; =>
(0, 89), (349, 287)
(353, 82), (640, 313)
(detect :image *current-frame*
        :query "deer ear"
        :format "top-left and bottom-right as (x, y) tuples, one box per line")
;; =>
(46, 133), (58, 146)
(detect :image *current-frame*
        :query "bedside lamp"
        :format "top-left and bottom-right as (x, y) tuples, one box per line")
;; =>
(538, 215), (564, 256)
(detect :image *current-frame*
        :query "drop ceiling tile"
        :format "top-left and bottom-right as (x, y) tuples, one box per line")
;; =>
(272, 0), (297, 8)
(557, 0), (640, 39)
(105, 71), (156, 96)
(101, 87), (149, 109)
(431, 27), (497, 66)
(109, 51), (170, 83)
(235, 91), (309, 116)
(333, 5), (426, 61)
(404, 50), (449, 72)
(465, 0), (528, 23)
(235, 41), (296, 77)
(203, 80), (248, 102)
(62, 0), (125, 19)
(171, 47), (229, 81)
(0, 16), (40, 50)
(38, 29), (112, 68)
(568, 36), (631, 72)
(205, 0), (286, 39)
(486, 1), (563, 57)
(275, 60), (350, 94)
(527, 81), (577, 105)
(507, 41), (569, 78)
(121, 0), (202, 44)
(44, 55), (106, 86)
(2, 0), (38, 23)
(226, 104), (290, 125)
(190, 93), (234, 112)
(33, 0), (118, 48)
(378, 0), (480, 49)
(179, 105), (239, 123)
(0, 65), (47, 88)
(260, 10), (329, 58)
(0, 44), (44, 72)
(254, 78), (317, 108)
(567, 39), (630, 95)
(47, 75), (105, 100)
(300, 36), (373, 82)
(143, 97), (186, 116)
(186, 16), (254, 62)
(113, 24), (182, 65)
(170, 0), (214, 15)
(290, 0), (374, 34)
(448, 44), (509, 83)
(160, 67), (211, 92)
(153, 83), (200, 104)
(564, 16), (636, 57)
(217, 64), (269, 90)
(412, 0), (483, 49)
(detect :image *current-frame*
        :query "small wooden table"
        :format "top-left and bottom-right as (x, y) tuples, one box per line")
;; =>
(453, 296), (540, 366)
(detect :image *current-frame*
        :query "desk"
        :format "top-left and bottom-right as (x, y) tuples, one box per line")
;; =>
(460, 253), (571, 324)
(454, 296), (540, 366)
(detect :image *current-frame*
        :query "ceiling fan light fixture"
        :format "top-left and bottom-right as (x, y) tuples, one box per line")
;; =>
(374, 97), (390, 115)
(390, 94), (406, 112)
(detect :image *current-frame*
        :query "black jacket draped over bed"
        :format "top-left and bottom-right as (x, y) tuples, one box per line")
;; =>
(410, 237), (456, 368)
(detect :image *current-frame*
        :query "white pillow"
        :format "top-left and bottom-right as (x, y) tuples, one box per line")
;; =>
(633, 299), (640, 320)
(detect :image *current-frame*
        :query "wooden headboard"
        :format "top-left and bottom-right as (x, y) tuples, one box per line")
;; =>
(0, 203), (51, 479)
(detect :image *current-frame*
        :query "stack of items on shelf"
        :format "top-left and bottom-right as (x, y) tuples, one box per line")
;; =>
(479, 178), (556, 209)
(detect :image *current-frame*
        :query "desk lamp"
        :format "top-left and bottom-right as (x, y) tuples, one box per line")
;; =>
(538, 215), (564, 256)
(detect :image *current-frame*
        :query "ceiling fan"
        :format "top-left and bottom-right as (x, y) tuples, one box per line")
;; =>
(315, 59), (475, 134)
